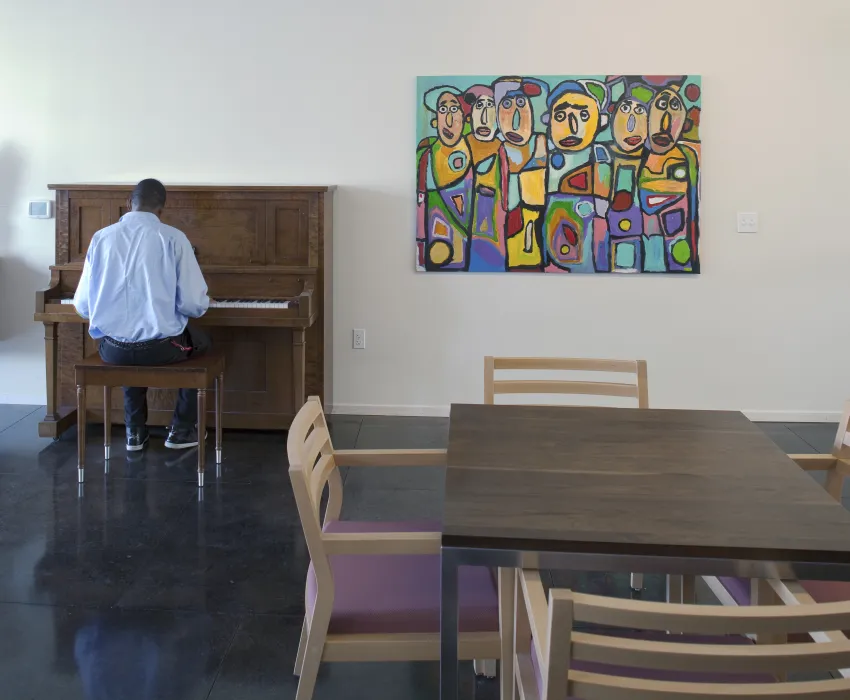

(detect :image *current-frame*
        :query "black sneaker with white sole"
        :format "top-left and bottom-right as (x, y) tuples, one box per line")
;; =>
(164, 426), (207, 450)
(126, 427), (149, 452)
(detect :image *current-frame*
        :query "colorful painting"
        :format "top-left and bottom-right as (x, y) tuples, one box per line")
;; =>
(416, 75), (701, 274)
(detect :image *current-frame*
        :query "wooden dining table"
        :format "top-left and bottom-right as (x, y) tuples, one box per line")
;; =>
(439, 403), (850, 699)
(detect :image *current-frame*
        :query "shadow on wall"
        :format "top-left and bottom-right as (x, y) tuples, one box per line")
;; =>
(0, 141), (48, 342)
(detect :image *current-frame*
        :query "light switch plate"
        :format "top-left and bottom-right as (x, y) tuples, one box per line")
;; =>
(737, 212), (758, 233)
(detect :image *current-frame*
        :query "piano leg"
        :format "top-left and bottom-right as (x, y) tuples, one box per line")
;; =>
(293, 328), (306, 413)
(43, 322), (59, 423)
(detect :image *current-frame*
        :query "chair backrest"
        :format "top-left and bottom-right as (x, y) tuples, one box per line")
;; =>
(534, 581), (850, 699)
(287, 396), (341, 588)
(832, 401), (850, 460)
(484, 357), (648, 408)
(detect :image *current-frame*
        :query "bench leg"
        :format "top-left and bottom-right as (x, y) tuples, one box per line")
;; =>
(103, 386), (112, 465)
(197, 388), (207, 488)
(76, 385), (86, 484)
(215, 373), (223, 467)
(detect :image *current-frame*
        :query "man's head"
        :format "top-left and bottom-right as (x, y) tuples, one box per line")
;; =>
(493, 77), (548, 147)
(130, 178), (167, 215)
(545, 80), (609, 152)
(648, 87), (687, 154)
(463, 85), (497, 142)
(612, 84), (655, 153)
(424, 86), (466, 147)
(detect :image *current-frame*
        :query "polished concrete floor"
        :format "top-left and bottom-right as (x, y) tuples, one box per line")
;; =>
(0, 404), (844, 699)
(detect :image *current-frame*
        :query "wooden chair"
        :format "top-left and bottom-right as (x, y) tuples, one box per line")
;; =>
(74, 352), (225, 487)
(704, 402), (850, 675)
(484, 356), (648, 594)
(515, 568), (850, 699)
(483, 356), (648, 409)
(287, 396), (503, 700)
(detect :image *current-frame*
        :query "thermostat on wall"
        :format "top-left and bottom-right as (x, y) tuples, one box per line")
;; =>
(28, 200), (53, 219)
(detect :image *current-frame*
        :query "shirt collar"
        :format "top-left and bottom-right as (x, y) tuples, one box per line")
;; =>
(120, 211), (161, 223)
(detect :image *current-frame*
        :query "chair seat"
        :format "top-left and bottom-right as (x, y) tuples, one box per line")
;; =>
(800, 580), (850, 604)
(530, 629), (774, 697)
(716, 577), (850, 607)
(306, 520), (498, 635)
(75, 351), (225, 374)
(717, 576), (751, 605)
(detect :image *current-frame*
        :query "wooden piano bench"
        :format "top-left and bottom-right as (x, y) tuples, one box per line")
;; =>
(73, 352), (226, 488)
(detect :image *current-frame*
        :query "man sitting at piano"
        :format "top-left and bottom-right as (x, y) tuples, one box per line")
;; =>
(73, 178), (211, 452)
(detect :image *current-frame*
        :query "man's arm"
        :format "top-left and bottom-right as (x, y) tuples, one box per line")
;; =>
(175, 236), (210, 318)
(73, 243), (94, 320)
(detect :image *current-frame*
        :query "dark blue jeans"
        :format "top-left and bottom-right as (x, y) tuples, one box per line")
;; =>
(98, 326), (211, 431)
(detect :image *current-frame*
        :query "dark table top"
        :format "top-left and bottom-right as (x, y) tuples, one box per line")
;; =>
(443, 404), (850, 566)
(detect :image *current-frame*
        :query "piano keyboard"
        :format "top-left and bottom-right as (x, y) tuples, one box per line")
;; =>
(60, 298), (293, 309)
(210, 299), (293, 309)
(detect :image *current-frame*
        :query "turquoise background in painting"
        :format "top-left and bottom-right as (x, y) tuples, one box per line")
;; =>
(415, 75), (702, 145)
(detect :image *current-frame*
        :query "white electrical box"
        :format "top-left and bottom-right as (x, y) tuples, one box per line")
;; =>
(28, 200), (54, 219)
(737, 212), (758, 233)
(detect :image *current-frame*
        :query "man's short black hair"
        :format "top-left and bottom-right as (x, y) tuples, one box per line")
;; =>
(131, 178), (167, 211)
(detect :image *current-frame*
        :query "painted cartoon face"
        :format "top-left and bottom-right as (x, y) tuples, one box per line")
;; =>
(649, 89), (686, 154)
(497, 94), (534, 146)
(612, 99), (648, 152)
(436, 92), (464, 147)
(471, 95), (497, 141)
(548, 92), (600, 151)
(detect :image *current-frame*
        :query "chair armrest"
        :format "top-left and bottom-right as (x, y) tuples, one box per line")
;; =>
(332, 449), (447, 467)
(788, 454), (838, 471)
(322, 531), (441, 555)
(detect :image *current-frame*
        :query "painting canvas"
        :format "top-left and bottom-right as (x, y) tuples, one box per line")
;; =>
(415, 75), (701, 274)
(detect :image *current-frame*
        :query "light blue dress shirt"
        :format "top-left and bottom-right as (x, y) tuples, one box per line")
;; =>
(73, 211), (210, 342)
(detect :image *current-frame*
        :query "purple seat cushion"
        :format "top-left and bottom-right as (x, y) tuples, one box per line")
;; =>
(717, 577), (751, 605)
(530, 629), (774, 697)
(801, 580), (850, 604)
(718, 578), (850, 607)
(306, 519), (499, 635)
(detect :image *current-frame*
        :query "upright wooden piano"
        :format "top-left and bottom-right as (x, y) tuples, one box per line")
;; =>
(33, 184), (334, 438)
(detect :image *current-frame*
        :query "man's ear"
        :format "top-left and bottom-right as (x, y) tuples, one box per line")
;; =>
(431, 118), (437, 128)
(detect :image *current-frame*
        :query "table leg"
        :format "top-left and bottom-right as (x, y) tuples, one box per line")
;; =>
(667, 574), (696, 605)
(103, 386), (112, 465)
(215, 373), (223, 468)
(197, 389), (207, 488)
(440, 548), (459, 700)
(76, 385), (86, 484)
(667, 574), (682, 604)
(44, 323), (59, 423)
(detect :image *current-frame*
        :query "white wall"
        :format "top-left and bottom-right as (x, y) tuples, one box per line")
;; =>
(1, 0), (848, 419)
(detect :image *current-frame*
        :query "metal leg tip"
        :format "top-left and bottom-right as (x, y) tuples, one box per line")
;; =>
(215, 448), (222, 464)
(78, 468), (85, 483)
(197, 472), (205, 488)
(104, 445), (111, 460)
